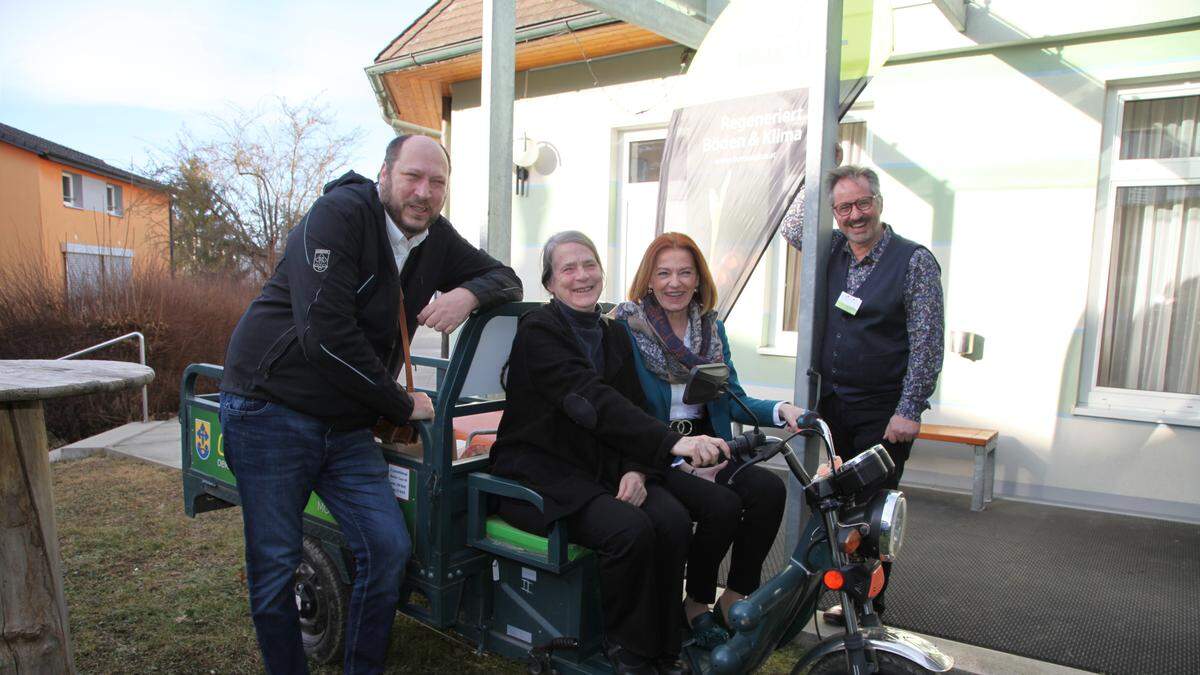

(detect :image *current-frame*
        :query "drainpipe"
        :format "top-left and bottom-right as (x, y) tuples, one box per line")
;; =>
(366, 71), (444, 137)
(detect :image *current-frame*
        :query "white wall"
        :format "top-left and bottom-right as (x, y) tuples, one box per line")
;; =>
(448, 47), (686, 301)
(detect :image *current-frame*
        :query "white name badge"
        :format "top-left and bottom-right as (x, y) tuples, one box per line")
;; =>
(835, 291), (862, 316)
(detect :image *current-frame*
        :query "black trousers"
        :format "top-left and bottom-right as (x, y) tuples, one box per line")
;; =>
(817, 393), (912, 608)
(497, 484), (691, 659)
(664, 464), (786, 603)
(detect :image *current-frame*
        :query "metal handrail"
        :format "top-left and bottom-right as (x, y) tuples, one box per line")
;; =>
(58, 331), (149, 422)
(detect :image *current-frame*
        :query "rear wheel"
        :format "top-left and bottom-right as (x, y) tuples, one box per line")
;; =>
(296, 536), (349, 664)
(801, 649), (931, 675)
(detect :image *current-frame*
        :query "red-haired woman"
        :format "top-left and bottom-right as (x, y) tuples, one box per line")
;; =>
(614, 233), (805, 648)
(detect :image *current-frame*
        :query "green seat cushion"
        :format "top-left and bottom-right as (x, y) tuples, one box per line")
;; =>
(485, 516), (589, 562)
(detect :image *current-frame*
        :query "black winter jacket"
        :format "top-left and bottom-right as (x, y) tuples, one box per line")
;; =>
(221, 171), (522, 429)
(488, 303), (681, 525)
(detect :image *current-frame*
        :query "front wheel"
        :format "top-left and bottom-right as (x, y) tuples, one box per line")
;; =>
(295, 536), (349, 664)
(800, 650), (931, 675)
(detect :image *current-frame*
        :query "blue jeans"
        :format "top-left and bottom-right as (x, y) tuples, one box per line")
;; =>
(220, 393), (411, 675)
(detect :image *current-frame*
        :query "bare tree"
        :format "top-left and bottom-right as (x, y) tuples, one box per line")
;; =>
(154, 98), (362, 278)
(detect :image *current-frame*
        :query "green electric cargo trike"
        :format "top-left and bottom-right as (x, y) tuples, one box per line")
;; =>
(181, 301), (951, 674)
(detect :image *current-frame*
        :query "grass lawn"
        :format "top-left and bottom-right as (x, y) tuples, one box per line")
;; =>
(54, 456), (520, 674)
(53, 455), (800, 673)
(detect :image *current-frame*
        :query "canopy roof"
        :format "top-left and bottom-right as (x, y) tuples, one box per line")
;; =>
(369, 0), (674, 133)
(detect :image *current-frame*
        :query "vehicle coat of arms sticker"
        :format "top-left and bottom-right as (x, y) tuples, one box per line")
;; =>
(313, 249), (330, 273)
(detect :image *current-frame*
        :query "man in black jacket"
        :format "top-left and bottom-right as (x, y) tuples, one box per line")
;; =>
(219, 134), (521, 675)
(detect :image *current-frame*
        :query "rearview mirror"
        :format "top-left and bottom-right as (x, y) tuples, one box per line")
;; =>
(682, 363), (730, 404)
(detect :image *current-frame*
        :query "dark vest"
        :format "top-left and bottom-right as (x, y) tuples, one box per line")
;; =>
(820, 228), (924, 404)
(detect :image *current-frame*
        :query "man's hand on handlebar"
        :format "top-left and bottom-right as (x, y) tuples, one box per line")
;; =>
(670, 435), (729, 467)
(408, 391), (435, 421)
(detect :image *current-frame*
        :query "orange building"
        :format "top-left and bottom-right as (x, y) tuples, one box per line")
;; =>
(0, 122), (170, 294)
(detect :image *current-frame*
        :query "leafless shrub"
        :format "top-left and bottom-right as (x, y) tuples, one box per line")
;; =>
(0, 259), (255, 445)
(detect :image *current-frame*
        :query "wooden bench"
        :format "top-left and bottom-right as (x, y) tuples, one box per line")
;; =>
(452, 413), (999, 511)
(916, 424), (998, 512)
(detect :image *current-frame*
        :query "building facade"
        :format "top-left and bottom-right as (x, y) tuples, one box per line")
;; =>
(370, 0), (1200, 522)
(0, 123), (171, 295)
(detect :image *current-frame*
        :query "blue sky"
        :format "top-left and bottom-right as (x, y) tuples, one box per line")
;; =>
(0, 0), (433, 177)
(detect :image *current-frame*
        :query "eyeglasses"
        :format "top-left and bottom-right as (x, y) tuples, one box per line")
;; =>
(832, 196), (878, 217)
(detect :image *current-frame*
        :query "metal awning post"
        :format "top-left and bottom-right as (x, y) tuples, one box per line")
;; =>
(481, 0), (515, 263)
(785, 0), (842, 553)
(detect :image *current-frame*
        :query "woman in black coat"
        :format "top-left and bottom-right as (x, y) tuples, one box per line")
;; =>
(489, 231), (727, 675)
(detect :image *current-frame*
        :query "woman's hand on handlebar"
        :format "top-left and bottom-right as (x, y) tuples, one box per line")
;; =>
(671, 435), (729, 467)
(779, 403), (807, 432)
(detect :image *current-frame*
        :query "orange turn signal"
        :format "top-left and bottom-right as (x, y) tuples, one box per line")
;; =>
(823, 569), (845, 590)
(867, 563), (886, 598)
(839, 529), (862, 555)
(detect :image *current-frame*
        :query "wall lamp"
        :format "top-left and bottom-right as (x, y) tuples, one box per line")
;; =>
(514, 132), (538, 197)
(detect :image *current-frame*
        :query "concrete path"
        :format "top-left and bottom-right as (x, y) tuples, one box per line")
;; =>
(53, 418), (181, 468)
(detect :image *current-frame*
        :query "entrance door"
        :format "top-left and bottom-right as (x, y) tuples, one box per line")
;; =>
(615, 128), (667, 301)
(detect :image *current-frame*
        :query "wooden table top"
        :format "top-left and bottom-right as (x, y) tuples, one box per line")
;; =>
(0, 360), (155, 403)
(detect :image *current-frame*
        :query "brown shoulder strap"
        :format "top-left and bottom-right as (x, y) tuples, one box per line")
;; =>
(397, 294), (415, 391)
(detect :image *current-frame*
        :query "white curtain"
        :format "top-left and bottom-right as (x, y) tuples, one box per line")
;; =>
(1099, 185), (1200, 395)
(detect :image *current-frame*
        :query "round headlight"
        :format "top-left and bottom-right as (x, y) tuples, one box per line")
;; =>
(876, 491), (907, 562)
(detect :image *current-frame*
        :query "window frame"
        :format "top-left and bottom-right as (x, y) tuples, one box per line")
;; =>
(62, 171), (82, 208)
(105, 183), (123, 216)
(1076, 79), (1200, 427)
(760, 117), (871, 356)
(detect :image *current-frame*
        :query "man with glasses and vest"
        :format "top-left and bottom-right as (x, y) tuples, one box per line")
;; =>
(781, 165), (944, 623)
(218, 134), (522, 674)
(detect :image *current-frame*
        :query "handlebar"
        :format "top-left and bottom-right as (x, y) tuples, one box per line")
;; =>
(727, 428), (767, 462)
(723, 408), (827, 486)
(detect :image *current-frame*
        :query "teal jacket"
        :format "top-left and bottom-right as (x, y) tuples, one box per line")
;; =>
(621, 320), (781, 442)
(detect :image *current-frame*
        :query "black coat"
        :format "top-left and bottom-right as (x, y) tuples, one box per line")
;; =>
(221, 171), (522, 429)
(489, 303), (682, 526)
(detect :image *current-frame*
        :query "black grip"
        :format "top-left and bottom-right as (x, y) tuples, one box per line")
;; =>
(727, 429), (766, 461)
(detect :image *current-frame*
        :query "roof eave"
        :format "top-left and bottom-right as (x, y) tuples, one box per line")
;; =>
(367, 11), (617, 76)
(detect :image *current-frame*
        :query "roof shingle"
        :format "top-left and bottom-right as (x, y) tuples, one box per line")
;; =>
(375, 0), (599, 63)
(0, 121), (163, 189)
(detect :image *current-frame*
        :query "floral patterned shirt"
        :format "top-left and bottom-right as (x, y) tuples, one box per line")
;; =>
(780, 195), (944, 420)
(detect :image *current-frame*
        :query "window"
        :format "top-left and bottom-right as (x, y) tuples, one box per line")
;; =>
(106, 184), (123, 215)
(62, 171), (82, 207)
(629, 138), (665, 183)
(61, 243), (133, 299)
(764, 121), (868, 353)
(1078, 81), (1200, 425)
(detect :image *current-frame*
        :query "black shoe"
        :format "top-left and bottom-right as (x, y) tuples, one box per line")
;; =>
(654, 654), (692, 675)
(822, 605), (846, 626)
(603, 640), (656, 675)
(686, 611), (730, 650)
